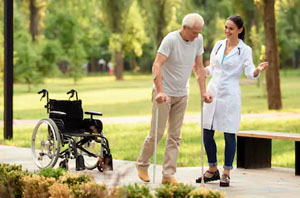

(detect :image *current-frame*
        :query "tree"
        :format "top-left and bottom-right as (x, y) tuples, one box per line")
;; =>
(14, 30), (42, 91)
(277, 0), (300, 69)
(122, 0), (148, 71)
(255, 0), (282, 109)
(20, 0), (47, 42)
(101, 0), (133, 80)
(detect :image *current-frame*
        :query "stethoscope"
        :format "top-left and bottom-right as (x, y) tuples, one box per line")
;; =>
(215, 44), (241, 55)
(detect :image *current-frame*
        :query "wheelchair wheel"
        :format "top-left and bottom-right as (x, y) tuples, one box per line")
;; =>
(31, 118), (61, 169)
(80, 138), (101, 170)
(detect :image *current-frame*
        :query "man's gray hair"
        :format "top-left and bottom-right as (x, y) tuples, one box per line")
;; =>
(182, 13), (204, 28)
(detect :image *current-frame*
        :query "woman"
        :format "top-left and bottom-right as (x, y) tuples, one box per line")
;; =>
(196, 15), (269, 187)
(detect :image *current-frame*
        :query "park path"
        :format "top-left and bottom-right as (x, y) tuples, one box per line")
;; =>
(0, 112), (299, 126)
(1, 144), (300, 197)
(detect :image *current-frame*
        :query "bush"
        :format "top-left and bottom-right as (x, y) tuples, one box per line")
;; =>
(188, 187), (225, 198)
(22, 174), (56, 198)
(123, 183), (153, 198)
(0, 164), (225, 198)
(0, 163), (28, 198)
(48, 182), (71, 198)
(58, 172), (93, 188)
(72, 182), (108, 198)
(109, 186), (127, 198)
(37, 167), (66, 180)
(155, 183), (196, 198)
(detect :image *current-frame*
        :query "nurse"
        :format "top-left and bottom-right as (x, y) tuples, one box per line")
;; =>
(196, 15), (269, 187)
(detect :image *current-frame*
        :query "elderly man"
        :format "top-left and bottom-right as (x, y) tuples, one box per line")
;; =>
(136, 13), (212, 184)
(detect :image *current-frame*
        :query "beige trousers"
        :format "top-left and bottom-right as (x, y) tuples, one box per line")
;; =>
(137, 90), (188, 178)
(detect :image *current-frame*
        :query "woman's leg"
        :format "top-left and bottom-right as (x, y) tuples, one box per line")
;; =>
(223, 132), (236, 175)
(203, 129), (218, 172)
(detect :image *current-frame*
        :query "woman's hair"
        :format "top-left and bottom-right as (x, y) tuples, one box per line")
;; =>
(227, 15), (245, 40)
(182, 13), (205, 28)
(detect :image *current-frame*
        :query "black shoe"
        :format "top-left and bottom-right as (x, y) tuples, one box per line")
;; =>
(220, 174), (230, 187)
(196, 169), (220, 183)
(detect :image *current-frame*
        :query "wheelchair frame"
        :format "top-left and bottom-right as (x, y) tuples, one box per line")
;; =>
(31, 89), (113, 172)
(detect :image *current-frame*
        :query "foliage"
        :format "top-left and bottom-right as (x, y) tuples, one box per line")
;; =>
(9, 0), (300, 83)
(48, 182), (72, 198)
(123, 183), (153, 198)
(22, 174), (56, 198)
(155, 183), (195, 198)
(0, 164), (226, 198)
(36, 167), (66, 180)
(14, 30), (43, 91)
(58, 172), (93, 188)
(0, 163), (28, 198)
(38, 39), (64, 77)
(122, 0), (148, 58)
(72, 182), (108, 198)
(188, 187), (224, 198)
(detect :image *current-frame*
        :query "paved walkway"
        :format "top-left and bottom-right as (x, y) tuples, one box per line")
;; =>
(0, 145), (299, 198)
(1, 112), (300, 126)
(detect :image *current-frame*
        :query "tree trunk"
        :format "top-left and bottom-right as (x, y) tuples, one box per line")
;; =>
(156, 0), (166, 47)
(263, 0), (282, 109)
(29, 0), (38, 42)
(293, 50), (299, 69)
(114, 50), (124, 80)
(88, 57), (98, 73)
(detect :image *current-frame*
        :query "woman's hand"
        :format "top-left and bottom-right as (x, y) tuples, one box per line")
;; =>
(202, 92), (213, 103)
(254, 62), (269, 77)
(257, 62), (269, 72)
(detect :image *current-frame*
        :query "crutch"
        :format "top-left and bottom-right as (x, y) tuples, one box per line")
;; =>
(153, 102), (159, 184)
(200, 98), (205, 186)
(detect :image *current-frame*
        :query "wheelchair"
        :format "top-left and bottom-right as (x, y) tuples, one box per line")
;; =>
(31, 89), (113, 172)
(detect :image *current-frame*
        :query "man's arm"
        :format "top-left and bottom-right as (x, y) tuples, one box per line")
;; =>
(152, 53), (168, 103)
(193, 55), (213, 103)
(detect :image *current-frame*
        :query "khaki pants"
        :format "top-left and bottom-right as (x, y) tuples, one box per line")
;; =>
(137, 90), (188, 178)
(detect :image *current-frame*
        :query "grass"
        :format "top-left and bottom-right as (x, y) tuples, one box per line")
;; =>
(0, 69), (300, 120)
(0, 70), (300, 168)
(1, 118), (299, 168)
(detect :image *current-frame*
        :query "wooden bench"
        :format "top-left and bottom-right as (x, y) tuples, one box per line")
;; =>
(236, 131), (300, 175)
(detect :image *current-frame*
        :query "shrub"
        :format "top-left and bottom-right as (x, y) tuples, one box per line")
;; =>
(37, 167), (66, 180)
(22, 174), (56, 198)
(59, 172), (93, 187)
(72, 182), (108, 198)
(48, 183), (71, 198)
(155, 183), (196, 198)
(123, 183), (153, 198)
(0, 163), (28, 198)
(109, 186), (127, 198)
(188, 187), (225, 198)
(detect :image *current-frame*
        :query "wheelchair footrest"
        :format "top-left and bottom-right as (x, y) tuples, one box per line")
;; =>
(76, 155), (86, 171)
(98, 154), (113, 172)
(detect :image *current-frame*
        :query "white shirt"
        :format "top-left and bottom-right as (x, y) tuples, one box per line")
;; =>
(157, 30), (204, 97)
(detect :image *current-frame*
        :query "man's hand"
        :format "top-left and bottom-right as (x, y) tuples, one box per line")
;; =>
(156, 92), (168, 104)
(202, 92), (213, 103)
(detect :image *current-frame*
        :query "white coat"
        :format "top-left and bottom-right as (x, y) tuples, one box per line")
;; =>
(203, 39), (259, 133)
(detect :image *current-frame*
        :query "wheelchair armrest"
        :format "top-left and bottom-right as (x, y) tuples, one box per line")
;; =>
(50, 111), (67, 117)
(85, 111), (102, 116)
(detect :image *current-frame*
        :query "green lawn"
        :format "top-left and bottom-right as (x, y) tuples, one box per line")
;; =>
(0, 70), (300, 168)
(0, 69), (300, 120)
(0, 118), (299, 168)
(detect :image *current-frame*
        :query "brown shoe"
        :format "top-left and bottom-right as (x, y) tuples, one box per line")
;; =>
(162, 176), (179, 184)
(136, 165), (150, 182)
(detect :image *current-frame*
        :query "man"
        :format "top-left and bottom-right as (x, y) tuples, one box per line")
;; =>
(136, 13), (212, 184)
